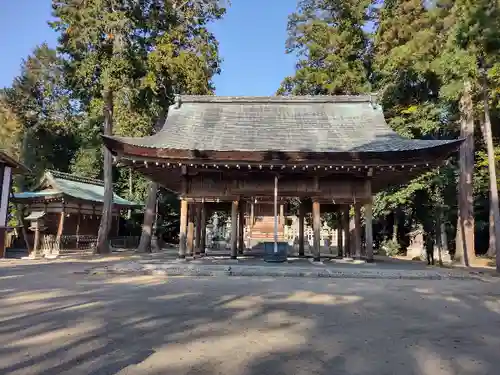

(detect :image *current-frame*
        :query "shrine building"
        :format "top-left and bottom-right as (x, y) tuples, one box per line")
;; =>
(102, 95), (462, 262)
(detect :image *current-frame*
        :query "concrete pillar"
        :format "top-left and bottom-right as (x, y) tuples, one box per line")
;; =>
(279, 203), (284, 224)
(354, 202), (362, 259)
(179, 199), (188, 258)
(312, 199), (321, 262)
(230, 200), (238, 259)
(238, 199), (245, 254)
(298, 201), (305, 257)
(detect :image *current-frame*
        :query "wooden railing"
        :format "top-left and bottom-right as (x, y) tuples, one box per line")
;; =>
(22, 234), (141, 255)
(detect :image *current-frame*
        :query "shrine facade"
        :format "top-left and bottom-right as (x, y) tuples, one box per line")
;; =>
(0, 151), (29, 257)
(102, 95), (462, 262)
(12, 170), (139, 256)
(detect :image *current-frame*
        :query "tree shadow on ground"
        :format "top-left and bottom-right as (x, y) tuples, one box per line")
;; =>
(0, 261), (499, 375)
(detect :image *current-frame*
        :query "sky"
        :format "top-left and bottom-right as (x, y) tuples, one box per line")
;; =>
(0, 0), (298, 96)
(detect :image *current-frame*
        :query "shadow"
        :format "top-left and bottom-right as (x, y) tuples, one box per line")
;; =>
(0, 258), (498, 375)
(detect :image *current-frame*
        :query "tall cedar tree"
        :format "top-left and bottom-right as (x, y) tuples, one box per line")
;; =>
(1, 44), (78, 188)
(132, 0), (225, 253)
(51, 0), (144, 254)
(277, 0), (373, 95)
(434, 0), (500, 266)
(51, 0), (225, 253)
(372, 0), (455, 253)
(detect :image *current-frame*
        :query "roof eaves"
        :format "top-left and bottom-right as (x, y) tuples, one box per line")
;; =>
(0, 151), (30, 174)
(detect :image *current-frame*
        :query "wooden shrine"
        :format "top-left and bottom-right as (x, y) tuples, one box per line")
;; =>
(102, 95), (463, 262)
(0, 151), (29, 257)
(12, 170), (139, 255)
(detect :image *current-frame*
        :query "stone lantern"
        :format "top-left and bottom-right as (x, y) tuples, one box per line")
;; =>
(25, 211), (46, 258)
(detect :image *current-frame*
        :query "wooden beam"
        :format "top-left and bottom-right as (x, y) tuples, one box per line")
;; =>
(248, 201), (255, 248)
(179, 199), (188, 258)
(312, 199), (321, 262)
(298, 200), (305, 257)
(200, 203), (207, 254)
(337, 217), (344, 258)
(365, 180), (373, 262)
(76, 204), (81, 249)
(56, 203), (66, 253)
(342, 205), (350, 257)
(231, 200), (238, 259)
(354, 203), (362, 259)
(238, 199), (245, 254)
(187, 205), (195, 256)
(194, 203), (202, 255)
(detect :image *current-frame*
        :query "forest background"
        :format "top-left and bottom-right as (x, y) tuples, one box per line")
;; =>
(1, 0), (499, 263)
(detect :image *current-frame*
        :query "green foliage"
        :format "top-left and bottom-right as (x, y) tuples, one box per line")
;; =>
(280, 0), (500, 255)
(380, 239), (401, 256)
(1, 43), (80, 188)
(0, 1), (227, 244)
(277, 0), (373, 95)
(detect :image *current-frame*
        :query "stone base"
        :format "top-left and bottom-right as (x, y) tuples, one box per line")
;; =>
(263, 242), (288, 263)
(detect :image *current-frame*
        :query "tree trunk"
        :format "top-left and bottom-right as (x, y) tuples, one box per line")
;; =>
(95, 89), (114, 254)
(392, 208), (400, 243)
(455, 81), (475, 266)
(487, 197), (496, 258)
(481, 79), (500, 271)
(128, 168), (133, 219)
(137, 111), (167, 251)
(137, 182), (159, 253)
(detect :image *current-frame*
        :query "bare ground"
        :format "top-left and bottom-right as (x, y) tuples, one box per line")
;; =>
(1, 258), (500, 375)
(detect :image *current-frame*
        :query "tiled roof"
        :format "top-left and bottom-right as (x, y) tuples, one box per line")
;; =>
(104, 95), (461, 153)
(13, 170), (139, 207)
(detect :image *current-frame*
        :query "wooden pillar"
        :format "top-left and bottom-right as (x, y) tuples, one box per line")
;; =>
(342, 206), (350, 257)
(231, 200), (238, 259)
(56, 204), (66, 253)
(298, 201), (305, 257)
(195, 203), (202, 255)
(200, 203), (207, 254)
(187, 204), (195, 256)
(0, 228), (6, 259)
(365, 180), (374, 262)
(312, 199), (321, 262)
(365, 202), (374, 262)
(337, 217), (344, 258)
(248, 201), (255, 248)
(0, 165), (12, 258)
(354, 202), (362, 259)
(76, 205), (81, 250)
(238, 199), (245, 254)
(115, 213), (120, 236)
(178, 199), (188, 259)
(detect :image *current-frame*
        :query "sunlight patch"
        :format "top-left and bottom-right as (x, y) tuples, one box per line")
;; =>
(281, 291), (362, 305)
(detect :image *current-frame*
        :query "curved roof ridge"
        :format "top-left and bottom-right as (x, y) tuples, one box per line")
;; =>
(47, 170), (104, 187)
(178, 94), (379, 104)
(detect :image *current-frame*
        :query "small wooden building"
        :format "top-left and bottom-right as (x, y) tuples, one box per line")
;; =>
(12, 170), (139, 255)
(102, 95), (463, 262)
(0, 151), (29, 257)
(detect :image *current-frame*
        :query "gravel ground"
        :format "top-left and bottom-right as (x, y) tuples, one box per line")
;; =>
(1, 259), (500, 375)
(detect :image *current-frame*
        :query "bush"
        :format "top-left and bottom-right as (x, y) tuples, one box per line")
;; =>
(380, 239), (401, 256)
